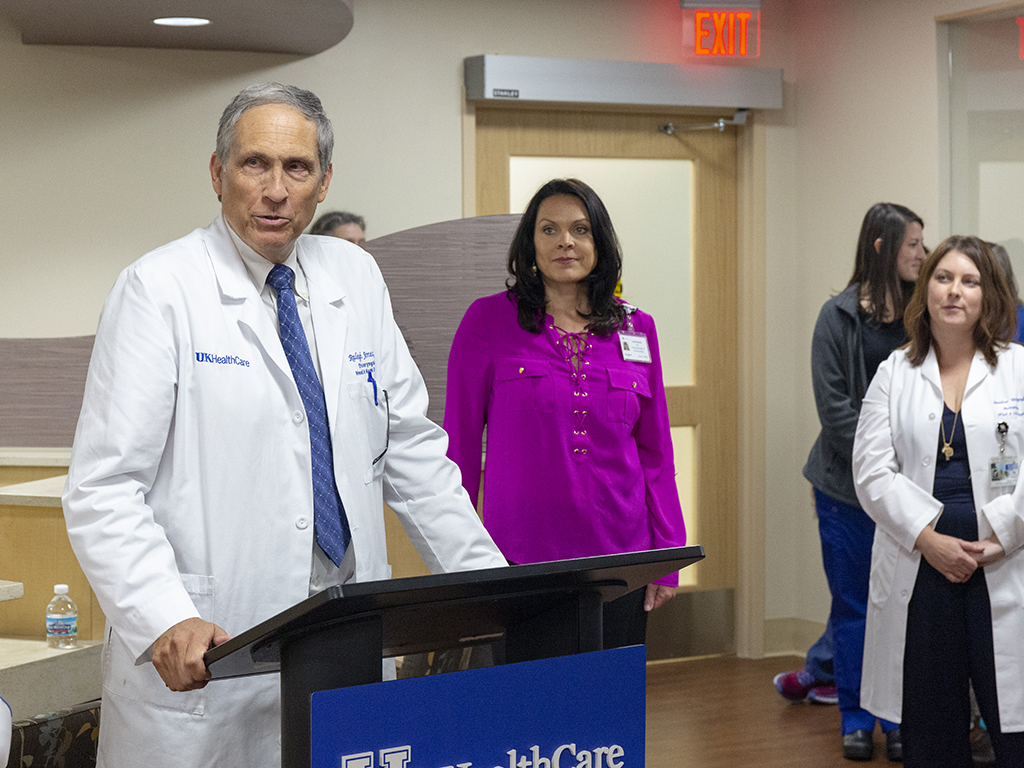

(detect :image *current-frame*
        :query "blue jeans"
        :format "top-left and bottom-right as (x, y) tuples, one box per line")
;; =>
(815, 488), (898, 735)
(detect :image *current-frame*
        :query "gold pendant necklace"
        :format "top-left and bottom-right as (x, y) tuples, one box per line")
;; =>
(940, 406), (960, 461)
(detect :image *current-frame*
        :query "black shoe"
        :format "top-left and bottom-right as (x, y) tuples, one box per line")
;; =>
(843, 730), (874, 761)
(971, 725), (996, 767)
(886, 727), (903, 762)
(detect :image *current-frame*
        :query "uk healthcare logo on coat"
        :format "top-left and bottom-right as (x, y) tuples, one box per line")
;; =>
(311, 646), (645, 768)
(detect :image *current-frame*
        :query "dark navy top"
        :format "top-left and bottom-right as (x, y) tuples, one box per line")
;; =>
(860, 313), (908, 383)
(933, 403), (977, 540)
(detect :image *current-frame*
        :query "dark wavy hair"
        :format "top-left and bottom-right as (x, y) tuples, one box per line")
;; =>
(506, 178), (626, 335)
(904, 235), (1016, 367)
(848, 202), (923, 323)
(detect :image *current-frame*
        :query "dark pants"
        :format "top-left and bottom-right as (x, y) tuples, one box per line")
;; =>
(903, 560), (1024, 767)
(601, 586), (650, 649)
(487, 568), (649, 666)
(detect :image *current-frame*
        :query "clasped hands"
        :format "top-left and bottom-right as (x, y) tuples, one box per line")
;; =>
(152, 617), (231, 692)
(915, 526), (1005, 584)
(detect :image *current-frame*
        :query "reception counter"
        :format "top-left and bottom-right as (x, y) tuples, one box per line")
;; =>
(0, 472), (104, 642)
(0, 448), (71, 488)
(0, 638), (101, 720)
(0, 468), (425, 640)
(0, 457), (104, 722)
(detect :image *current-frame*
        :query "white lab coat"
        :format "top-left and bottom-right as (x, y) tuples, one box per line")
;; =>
(63, 216), (506, 767)
(0, 696), (10, 767)
(853, 344), (1024, 730)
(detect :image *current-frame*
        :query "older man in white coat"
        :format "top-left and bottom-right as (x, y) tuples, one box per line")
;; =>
(62, 83), (507, 768)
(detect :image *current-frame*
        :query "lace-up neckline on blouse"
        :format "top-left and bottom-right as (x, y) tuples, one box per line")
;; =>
(550, 324), (590, 393)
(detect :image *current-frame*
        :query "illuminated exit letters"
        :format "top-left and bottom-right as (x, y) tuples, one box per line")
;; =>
(688, 9), (760, 58)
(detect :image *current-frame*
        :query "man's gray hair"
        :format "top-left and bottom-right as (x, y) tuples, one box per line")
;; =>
(216, 82), (334, 176)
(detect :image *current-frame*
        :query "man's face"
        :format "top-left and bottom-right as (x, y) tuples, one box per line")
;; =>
(210, 103), (332, 263)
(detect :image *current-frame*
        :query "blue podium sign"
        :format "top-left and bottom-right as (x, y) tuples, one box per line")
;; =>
(310, 645), (646, 768)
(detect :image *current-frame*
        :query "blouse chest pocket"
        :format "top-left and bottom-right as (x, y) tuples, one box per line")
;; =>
(606, 367), (651, 426)
(493, 358), (555, 413)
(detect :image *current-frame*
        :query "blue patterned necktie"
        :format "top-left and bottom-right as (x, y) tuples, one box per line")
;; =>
(266, 264), (351, 566)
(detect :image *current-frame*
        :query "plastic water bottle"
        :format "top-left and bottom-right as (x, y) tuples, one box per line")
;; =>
(46, 584), (78, 649)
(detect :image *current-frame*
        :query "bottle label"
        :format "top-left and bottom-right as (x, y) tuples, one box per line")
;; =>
(46, 616), (77, 637)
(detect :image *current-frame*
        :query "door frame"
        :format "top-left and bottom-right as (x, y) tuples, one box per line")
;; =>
(462, 98), (767, 658)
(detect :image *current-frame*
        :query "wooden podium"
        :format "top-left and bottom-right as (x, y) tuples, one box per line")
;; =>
(205, 545), (704, 768)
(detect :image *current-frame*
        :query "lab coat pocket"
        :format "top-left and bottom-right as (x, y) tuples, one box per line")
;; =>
(985, 553), (1024, 624)
(347, 382), (388, 483)
(102, 574), (213, 714)
(180, 573), (215, 619)
(493, 358), (555, 413)
(102, 630), (205, 714)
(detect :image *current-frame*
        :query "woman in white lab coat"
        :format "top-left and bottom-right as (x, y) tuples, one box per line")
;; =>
(854, 236), (1024, 767)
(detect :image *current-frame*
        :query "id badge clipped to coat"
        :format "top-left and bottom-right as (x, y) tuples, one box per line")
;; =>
(990, 421), (1020, 489)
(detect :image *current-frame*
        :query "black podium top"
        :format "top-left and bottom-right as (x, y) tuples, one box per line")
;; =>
(205, 545), (703, 680)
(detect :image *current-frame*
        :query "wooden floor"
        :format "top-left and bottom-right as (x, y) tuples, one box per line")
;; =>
(647, 655), (895, 767)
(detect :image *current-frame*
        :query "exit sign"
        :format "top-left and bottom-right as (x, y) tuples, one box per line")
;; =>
(684, 8), (761, 58)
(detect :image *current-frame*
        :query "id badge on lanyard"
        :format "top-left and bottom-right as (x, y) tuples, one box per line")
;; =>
(990, 421), (1020, 489)
(618, 304), (652, 363)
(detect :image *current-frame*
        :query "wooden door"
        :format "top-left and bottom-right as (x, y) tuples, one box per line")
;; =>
(474, 106), (738, 600)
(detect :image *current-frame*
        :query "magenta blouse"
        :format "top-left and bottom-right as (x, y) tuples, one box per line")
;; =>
(444, 292), (686, 583)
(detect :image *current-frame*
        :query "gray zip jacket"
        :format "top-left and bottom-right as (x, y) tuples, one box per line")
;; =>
(803, 284), (868, 507)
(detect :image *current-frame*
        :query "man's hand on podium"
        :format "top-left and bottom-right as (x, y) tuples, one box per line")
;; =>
(644, 584), (676, 612)
(153, 617), (232, 692)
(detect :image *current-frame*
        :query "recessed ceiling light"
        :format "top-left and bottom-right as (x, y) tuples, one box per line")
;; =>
(153, 17), (210, 27)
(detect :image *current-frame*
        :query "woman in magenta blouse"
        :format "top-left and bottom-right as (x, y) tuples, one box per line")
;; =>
(444, 178), (687, 647)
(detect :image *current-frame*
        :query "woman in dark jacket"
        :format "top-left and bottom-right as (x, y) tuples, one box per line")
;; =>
(803, 202), (925, 762)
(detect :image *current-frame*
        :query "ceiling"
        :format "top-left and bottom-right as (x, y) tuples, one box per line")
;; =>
(0, 0), (353, 55)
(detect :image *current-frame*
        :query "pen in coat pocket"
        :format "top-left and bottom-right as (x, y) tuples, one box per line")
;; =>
(367, 371), (378, 406)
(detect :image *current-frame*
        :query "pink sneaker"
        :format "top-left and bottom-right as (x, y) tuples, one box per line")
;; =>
(773, 669), (816, 701)
(807, 685), (838, 705)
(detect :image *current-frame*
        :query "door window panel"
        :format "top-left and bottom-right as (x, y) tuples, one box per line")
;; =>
(509, 156), (695, 387)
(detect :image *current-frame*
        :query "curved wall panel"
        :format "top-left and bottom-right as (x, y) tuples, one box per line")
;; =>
(367, 214), (520, 425)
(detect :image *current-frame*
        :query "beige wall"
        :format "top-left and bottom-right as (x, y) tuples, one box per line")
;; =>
(0, 0), (1003, 652)
(0, 0), (694, 338)
(759, 0), (994, 637)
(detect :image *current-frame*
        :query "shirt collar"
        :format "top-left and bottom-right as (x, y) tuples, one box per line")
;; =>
(222, 215), (309, 301)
